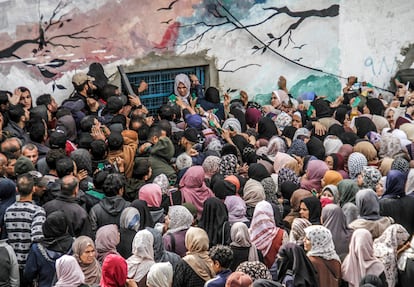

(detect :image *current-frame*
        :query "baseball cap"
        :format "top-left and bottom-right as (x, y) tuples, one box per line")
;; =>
(72, 73), (95, 86)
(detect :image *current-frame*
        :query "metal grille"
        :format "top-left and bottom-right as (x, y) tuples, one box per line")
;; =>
(125, 66), (206, 115)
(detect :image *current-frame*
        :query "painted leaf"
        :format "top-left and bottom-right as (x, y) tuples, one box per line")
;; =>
(39, 67), (57, 78)
(262, 47), (267, 54)
(46, 58), (66, 68)
(56, 84), (66, 90)
(252, 45), (259, 50)
(267, 33), (274, 39)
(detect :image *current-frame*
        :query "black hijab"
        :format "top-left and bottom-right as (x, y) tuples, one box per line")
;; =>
(210, 173), (237, 199)
(277, 243), (318, 287)
(354, 117), (377, 138)
(42, 211), (73, 253)
(300, 196), (322, 225)
(248, 163), (270, 182)
(130, 199), (155, 229)
(258, 117), (278, 140)
(198, 197), (230, 246)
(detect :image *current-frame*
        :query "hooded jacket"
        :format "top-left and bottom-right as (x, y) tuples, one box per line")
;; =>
(149, 137), (177, 184)
(89, 196), (130, 234)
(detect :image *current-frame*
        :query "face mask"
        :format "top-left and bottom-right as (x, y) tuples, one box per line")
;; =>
(320, 197), (333, 208)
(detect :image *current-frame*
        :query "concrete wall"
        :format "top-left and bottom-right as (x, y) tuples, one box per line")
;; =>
(0, 0), (412, 104)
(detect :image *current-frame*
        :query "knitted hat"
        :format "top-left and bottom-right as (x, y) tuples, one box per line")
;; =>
(14, 156), (35, 176)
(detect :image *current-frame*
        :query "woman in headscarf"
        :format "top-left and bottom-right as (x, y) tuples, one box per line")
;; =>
(224, 196), (249, 225)
(380, 170), (414, 234)
(373, 224), (410, 287)
(197, 86), (225, 121)
(353, 116), (377, 138)
(229, 222), (263, 271)
(347, 152), (368, 181)
(299, 196), (322, 225)
(101, 254), (132, 287)
(72, 236), (102, 286)
(172, 227), (215, 287)
(349, 189), (394, 239)
(338, 179), (359, 207)
(174, 73), (191, 104)
(304, 225), (341, 287)
(243, 178), (266, 220)
(127, 229), (155, 286)
(163, 205), (194, 257)
(199, 197), (231, 247)
(248, 163), (279, 205)
(145, 227), (180, 268)
(147, 262), (174, 287)
(342, 229), (386, 287)
(320, 185), (339, 207)
(353, 141), (379, 167)
(277, 243), (318, 287)
(257, 117), (278, 141)
(95, 224), (120, 264)
(288, 218), (312, 248)
(300, 159), (329, 194)
(397, 235), (414, 286)
(54, 255), (86, 287)
(225, 272), (253, 287)
(273, 152), (297, 174)
(138, 183), (164, 224)
(179, 166), (215, 219)
(321, 204), (353, 259)
(130, 199), (155, 229)
(24, 211), (74, 287)
(235, 261), (272, 282)
(117, 207), (140, 259)
(250, 201), (287, 269)
(283, 189), (313, 229)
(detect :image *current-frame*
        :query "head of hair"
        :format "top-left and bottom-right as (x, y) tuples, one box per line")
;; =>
(16, 173), (34, 196)
(148, 125), (163, 140)
(102, 173), (125, 197)
(56, 157), (74, 178)
(137, 124), (150, 142)
(107, 132), (123, 151)
(27, 118), (46, 143)
(90, 140), (107, 160)
(8, 104), (25, 123)
(80, 116), (97, 133)
(22, 143), (37, 153)
(156, 120), (172, 137)
(111, 114), (127, 129)
(55, 108), (72, 119)
(101, 84), (118, 102)
(93, 170), (110, 191)
(60, 175), (79, 197)
(46, 149), (66, 170)
(132, 158), (151, 179)
(209, 245), (233, 268)
(0, 90), (10, 105)
(158, 104), (175, 121)
(36, 94), (52, 106)
(78, 133), (93, 150)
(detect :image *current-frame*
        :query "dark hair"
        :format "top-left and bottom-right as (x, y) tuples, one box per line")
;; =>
(148, 125), (162, 140)
(8, 104), (25, 123)
(0, 90), (11, 105)
(55, 108), (72, 119)
(132, 158), (151, 179)
(101, 84), (118, 102)
(158, 104), (175, 121)
(111, 114), (127, 129)
(209, 245), (233, 268)
(36, 94), (52, 106)
(137, 124), (150, 142)
(107, 132), (123, 151)
(46, 149), (66, 170)
(27, 119), (46, 143)
(78, 133), (93, 150)
(56, 157), (74, 178)
(103, 173), (125, 197)
(156, 120), (172, 137)
(17, 173), (34, 196)
(80, 116), (97, 133)
(60, 176), (79, 197)
(90, 140), (107, 160)
(93, 170), (110, 191)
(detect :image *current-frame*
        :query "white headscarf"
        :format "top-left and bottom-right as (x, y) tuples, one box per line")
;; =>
(304, 225), (340, 262)
(174, 73), (191, 103)
(55, 255), (85, 287)
(146, 262), (173, 287)
(127, 230), (155, 283)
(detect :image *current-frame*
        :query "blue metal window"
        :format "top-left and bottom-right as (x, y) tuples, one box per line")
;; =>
(125, 66), (206, 115)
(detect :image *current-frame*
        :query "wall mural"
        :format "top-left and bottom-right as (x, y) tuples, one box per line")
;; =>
(0, 0), (412, 103)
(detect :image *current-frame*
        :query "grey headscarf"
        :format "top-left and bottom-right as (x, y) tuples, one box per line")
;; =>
(120, 207), (141, 232)
(165, 205), (193, 234)
(356, 189), (381, 220)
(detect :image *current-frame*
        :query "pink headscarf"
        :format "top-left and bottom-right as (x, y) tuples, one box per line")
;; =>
(273, 152), (296, 174)
(300, 159), (329, 192)
(139, 183), (162, 207)
(179, 166), (215, 218)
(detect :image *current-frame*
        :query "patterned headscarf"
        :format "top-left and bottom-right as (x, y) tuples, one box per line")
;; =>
(287, 139), (308, 157)
(236, 261), (272, 281)
(361, 166), (382, 190)
(219, 154), (238, 176)
(202, 156), (221, 177)
(153, 174), (170, 195)
(390, 157), (410, 174)
(347, 152), (368, 180)
(278, 167), (300, 187)
(304, 225), (340, 262)
(165, 205), (194, 234)
(288, 218), (311, 246)
(374, 224), (410, 287)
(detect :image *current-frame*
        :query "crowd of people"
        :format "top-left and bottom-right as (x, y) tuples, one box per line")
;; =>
(1, 62), (414, 287)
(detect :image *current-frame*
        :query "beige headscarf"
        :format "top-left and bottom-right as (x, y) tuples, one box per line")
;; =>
(72, 236), (102, 285)
(183, 227), (215, 281)
(242, 179), (266, 208)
